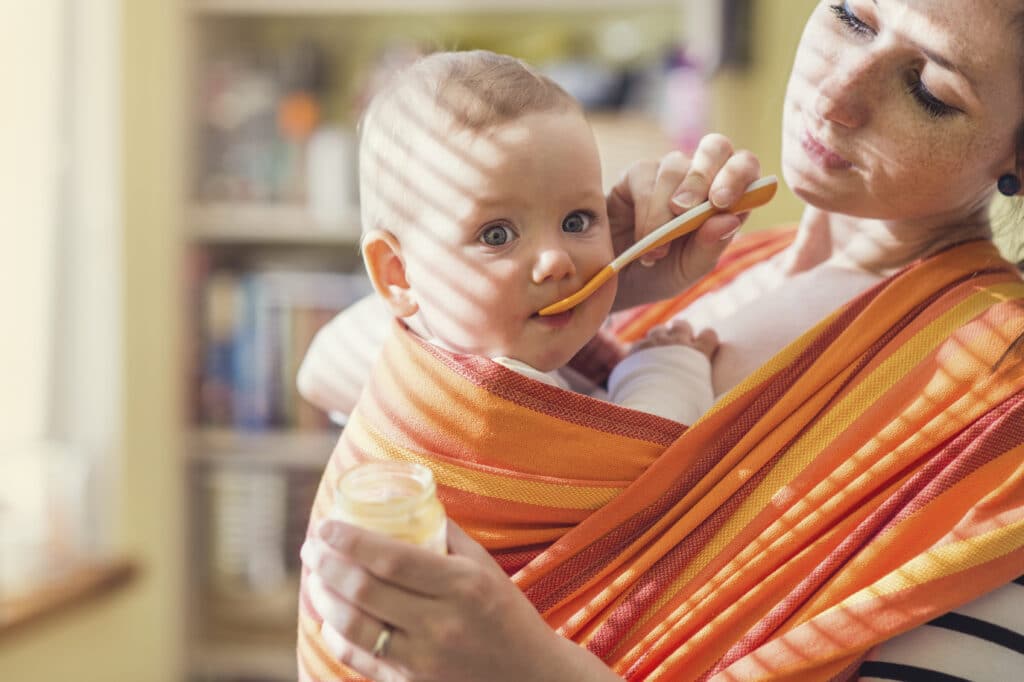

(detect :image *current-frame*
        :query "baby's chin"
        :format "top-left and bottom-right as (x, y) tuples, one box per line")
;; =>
(517, 348), (581, 373)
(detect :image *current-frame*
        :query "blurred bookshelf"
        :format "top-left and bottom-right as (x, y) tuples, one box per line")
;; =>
(189, 428), (338, 469)
(182, 1), (694, 680)
(189, 202), (361, 245)
(192, 0), (681, 14)
(191, 632), (299, 682)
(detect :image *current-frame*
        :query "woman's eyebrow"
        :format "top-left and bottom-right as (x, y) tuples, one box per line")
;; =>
(872, 0), (977, 90)
(919, 44), (972, 85)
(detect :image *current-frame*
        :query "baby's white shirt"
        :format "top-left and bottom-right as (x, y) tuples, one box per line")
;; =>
(493, 346), (714, 425)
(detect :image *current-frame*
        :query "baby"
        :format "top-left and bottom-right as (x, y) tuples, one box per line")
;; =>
(348, 49), (716, 423)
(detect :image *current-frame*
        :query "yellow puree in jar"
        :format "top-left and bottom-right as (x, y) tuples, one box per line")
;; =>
(335, 461), (447, 554)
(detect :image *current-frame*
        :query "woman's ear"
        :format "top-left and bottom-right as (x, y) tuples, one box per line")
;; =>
(361, 229), (418, 318)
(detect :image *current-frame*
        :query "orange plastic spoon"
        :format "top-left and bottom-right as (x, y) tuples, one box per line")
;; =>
(538, 175), (778, 316)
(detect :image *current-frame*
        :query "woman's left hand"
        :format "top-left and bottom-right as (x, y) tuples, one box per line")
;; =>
(301, 519), (619, 682)
(607, 134), (761, 309)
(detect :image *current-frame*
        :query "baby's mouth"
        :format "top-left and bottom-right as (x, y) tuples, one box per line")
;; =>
(531, 309), (574, 327)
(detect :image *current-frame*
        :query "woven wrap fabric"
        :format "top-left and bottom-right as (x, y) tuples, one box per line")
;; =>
(298, 229), (1024, 681)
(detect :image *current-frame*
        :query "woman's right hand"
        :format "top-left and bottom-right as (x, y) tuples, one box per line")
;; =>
(608, 134), (761, 310)
(302, 520), (622, 682)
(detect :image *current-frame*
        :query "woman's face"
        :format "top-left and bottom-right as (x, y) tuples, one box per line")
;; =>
(782, 0), (1024, 223)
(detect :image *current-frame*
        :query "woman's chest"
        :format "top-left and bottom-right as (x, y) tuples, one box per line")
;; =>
(673, 261), (882, 396)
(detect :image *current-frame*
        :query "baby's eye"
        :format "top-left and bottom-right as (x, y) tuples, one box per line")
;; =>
(562, 211), (594, 233)
(481, 224), (513, 246)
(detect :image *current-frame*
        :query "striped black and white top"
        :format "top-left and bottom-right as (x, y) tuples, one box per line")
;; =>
(858, 576), (1024, 681)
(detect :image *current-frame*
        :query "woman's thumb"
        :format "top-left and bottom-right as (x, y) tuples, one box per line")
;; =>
(446, 522), (501, 568)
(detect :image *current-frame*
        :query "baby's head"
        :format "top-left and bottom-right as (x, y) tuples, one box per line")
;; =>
(358, 50), (617, 372)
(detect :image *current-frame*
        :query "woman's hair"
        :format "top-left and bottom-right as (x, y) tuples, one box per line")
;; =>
(357, 50), (580, 235)
(998, 119), (1024, 370)
(1000, 14), (1024, 368)
(993, 123), (1024, 265)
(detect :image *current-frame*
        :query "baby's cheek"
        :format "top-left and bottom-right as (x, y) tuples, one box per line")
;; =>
(590, 276), (618, 320)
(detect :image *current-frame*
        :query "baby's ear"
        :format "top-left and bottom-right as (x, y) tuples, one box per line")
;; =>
(361, 229), (418, 318)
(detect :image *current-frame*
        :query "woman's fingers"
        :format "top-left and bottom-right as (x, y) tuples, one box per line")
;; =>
(319, 620), (404, 682)
(307, 572), (407, 659)
(607, 158), (657, 256)
(639, 151), (692, 264)
(672, 133), (736, 210)
(707, 149), (762, 209)
(682, 148), (760, 247)
(315, 519), (485, 599)
(302, 538), (429, 627)
(678, 212), (743, 280)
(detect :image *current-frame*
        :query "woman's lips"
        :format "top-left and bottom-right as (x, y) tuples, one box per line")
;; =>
(801, 129), (853, 171)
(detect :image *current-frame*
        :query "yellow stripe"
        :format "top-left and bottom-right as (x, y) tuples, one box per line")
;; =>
(677, 283), (1023, 587)
(841, 518), (1024, 605)
(345, 410), (624, 510)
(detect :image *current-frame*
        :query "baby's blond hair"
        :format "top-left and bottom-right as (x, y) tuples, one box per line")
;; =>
(358, 50), (581, 236)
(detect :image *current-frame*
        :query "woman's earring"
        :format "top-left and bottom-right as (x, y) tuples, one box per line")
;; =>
(998, 173), (1021, 196)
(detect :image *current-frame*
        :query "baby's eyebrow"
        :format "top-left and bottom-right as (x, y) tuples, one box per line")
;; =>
(471, 194), (514, 210)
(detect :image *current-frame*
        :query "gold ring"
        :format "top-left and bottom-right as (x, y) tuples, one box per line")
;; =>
(371, 624), (393, 658)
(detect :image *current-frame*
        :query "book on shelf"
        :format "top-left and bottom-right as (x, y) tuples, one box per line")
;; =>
(196, 267), (372, 431)
(202, 465), (323, 630)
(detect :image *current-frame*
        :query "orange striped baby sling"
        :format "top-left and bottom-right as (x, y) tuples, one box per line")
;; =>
(298, 228), (1024, 680)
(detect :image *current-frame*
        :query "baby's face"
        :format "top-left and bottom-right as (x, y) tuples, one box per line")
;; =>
(399, 110), (616, 372)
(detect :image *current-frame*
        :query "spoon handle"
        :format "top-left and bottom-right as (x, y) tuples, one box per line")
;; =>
(537, 176), (778, 317)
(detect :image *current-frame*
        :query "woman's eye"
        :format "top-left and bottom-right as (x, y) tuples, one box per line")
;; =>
(830, 2), (874, 37)
(480, 224), (513, 246)
(907, 77), (956, 119)
(562, 211), (594, 233)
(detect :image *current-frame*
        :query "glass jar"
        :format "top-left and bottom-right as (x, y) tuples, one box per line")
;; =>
(334, 460), (447, 554)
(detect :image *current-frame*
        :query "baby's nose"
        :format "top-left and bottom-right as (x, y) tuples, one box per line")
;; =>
(532, 247), (576, 283)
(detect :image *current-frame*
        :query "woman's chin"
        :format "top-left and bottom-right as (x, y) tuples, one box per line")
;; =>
(783, 161), (854, 213)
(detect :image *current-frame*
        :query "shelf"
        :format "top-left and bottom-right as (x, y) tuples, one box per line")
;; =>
(189, 202), (361, 246)
(192, 0), (679, 15)
(191, 631), (298, 680)
(189, 428), (339, 469)
(0, 557), (137, 636)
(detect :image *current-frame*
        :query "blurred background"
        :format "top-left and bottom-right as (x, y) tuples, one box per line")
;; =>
(0, 1), (819, 681)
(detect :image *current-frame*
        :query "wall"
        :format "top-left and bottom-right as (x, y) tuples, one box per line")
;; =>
(711, 0), (818, 232)
(0, 0), (185, 680)
(0, 1), (60, 439)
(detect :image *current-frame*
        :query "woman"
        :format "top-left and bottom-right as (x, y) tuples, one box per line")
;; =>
(298, 1), (1024, 680)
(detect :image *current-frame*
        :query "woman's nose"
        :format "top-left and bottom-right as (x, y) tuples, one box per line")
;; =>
(532, 246), (576, 284)
(814, 53), (876, 128)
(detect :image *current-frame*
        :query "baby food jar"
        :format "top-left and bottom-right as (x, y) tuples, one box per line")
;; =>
(335, 460), (447, 554)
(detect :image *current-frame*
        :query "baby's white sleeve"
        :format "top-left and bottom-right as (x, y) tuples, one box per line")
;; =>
(607, 345), (714, 424)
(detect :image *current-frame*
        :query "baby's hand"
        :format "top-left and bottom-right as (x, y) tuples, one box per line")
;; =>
(630, 319), (718, 360)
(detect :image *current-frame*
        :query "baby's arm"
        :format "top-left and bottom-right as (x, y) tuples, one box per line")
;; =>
(607, 320), (718, 424)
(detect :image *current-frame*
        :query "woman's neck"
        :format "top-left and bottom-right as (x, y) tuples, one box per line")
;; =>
(784, 206), (992, 277)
